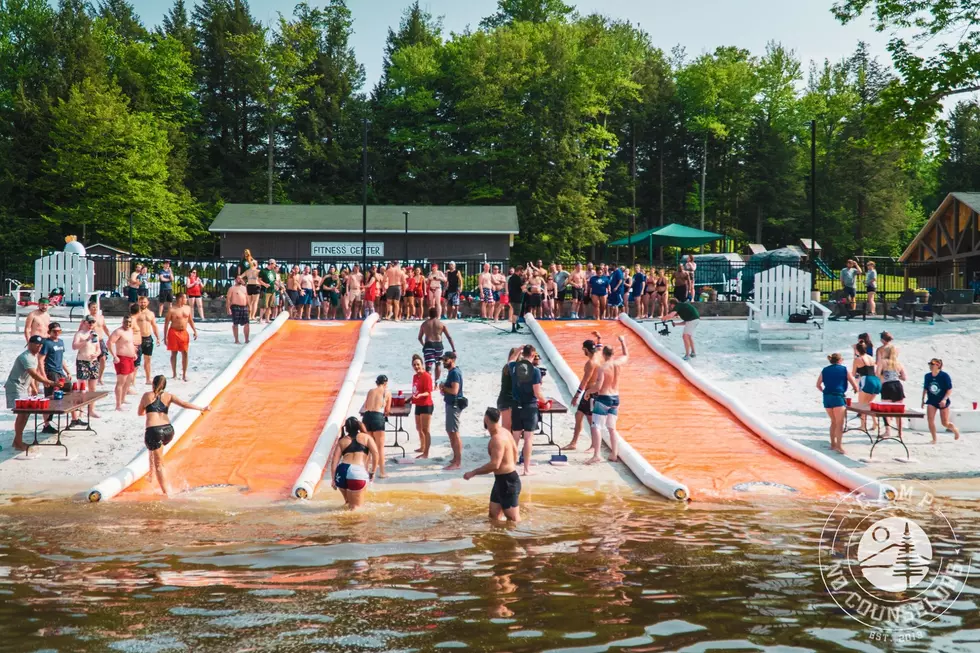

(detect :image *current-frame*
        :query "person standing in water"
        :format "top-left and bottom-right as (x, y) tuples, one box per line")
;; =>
(330, 416), (379, 510)
(419, 307), (456, 383)
(588, 336), (628, 464)
(817, 352), (860, 455)
(922, 359), (961, 443)
(361, 375), (392, 478)
(411, 354), (434, 458)
(464, 407), (521, 522)
(138, 375), (210, 496)
(569, 332), (602, 451)
(164, 293), (197, 382)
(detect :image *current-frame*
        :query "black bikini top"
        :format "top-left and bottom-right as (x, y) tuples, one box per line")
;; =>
(341, 434), (369, 456)
(146, 395), (169, 414)
(857, 365), (876, 377)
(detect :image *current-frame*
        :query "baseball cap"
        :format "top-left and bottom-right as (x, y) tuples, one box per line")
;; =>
(441, 351), (457, 361)
(38, 297), (50, 304)
(268, 258), (276, 265)
(28, 335), (43, 345)
(83, 315), (96, 323)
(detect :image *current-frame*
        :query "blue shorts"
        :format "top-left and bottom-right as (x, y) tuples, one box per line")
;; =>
(926, 398), (951, 409)
(592, 394), (620, 416)
(823, 394), (846, 409)
(300, 289), (313, 305)
(334, 462), (369, 491)
(844, 286), (856, 298)
(608, 293), (624, 308)
(859, 375), (881, 395)
(447, 291), (460, 306)
(482, 288), (494, 303)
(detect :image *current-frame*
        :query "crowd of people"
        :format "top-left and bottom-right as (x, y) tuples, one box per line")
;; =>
(817, 330), (962, 454)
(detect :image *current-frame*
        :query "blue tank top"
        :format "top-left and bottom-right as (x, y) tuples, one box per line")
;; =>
(822, 364), (848, 396)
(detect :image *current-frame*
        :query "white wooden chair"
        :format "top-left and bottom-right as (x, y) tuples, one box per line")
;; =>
(746, 266), (829, 351)
(14, 252), (104, 332)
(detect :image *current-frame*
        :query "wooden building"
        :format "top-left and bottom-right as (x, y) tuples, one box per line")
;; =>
(900, 192), (980, 289)
(208, 204), (519, 262)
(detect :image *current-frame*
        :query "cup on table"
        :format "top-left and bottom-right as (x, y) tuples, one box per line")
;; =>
(973, 401), (978, 410)
(846, 397), (852, 407)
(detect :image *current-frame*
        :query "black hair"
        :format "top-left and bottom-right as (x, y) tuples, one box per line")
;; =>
(583, 339), (596, 354)
(344, 416), (361, 438)
(428, 307), (438, 319)
(152, 375), (167, 397)
(602, 345), (614, 357)
(129, 303), (140, 315)
(376, 375), (388, 385)
(485, 407), (501, 424)
(521, 344), (535, 358)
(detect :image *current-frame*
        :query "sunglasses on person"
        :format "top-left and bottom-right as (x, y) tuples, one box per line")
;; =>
(929, 360), (942, 367)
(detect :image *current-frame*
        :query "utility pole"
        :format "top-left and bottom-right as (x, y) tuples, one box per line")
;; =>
(631, 119), (637, 266)
(362, 118), (369, 270)
(810, 119), (817, 292)
(700, 132), (707, 253)
(403, 211), (410, 265)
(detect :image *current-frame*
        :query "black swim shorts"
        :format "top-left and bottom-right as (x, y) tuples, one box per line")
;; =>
(158, 288), (174, 304)
(490, 470), (521, 510)
(576, 395), (592, 416)
(231, 304), (249, 326)
(247, 284), (260, 296)
(363, 410), (386, 432)
(512, 404), (539, 433)
(386, 286), (402, 301)
(145, 424), (175, 451)
(140, 336), (154, 356)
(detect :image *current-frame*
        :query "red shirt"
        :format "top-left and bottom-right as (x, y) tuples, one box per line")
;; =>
(412, 371), (434, 406)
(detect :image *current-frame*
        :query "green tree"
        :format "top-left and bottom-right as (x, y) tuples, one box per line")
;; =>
(480, 0), (573, 29)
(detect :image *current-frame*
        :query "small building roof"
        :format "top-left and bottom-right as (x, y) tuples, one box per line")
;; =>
(746, 243), (767, 255)
(87, 243), (133, 255)
(608, 223), (722, 248)
(900, 192), (980, 262)
(208, 204), (519, 235)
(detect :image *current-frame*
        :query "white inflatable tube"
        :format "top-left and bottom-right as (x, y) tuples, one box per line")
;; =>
(87, 311), (291, 502)
(524, 314), (690, 501)
(292, 312), (380, 499)
(618, 314), (896, 502)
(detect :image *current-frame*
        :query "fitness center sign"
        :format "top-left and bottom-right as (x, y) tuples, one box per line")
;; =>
(818, 478), (972, 640)
(311, 242), (384, 257)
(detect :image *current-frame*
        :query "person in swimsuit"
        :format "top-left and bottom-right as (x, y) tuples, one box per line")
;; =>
(851, 341), (880, 432)
(384, 261), (405, 321)
(349, 264), (363, 320)
(83, 300), (110, 385)
(243, 255), (261, 321)
(855, 332), (874, 360)
(817, 353), (860, 454)
(108, 315), (138, 411)
(404, 269), (417, 321)
(138, 375), (210, 496)
(135, 295), (161, 384)
(339, 268), (351, 319)
(479, 263), (495, 319)
(330, 416), (380, 510)
(419, 307), (456, 382)
(569, 263), (586, 319)
(922, 358), (961, 443)
(526, 271), (544, 318)
(589, 336), (628, 464)
(543, 274), (558, 320)
(428, 264), (447, 317)
(226, 276), (250, 344)
(569, 332), (602, 450)
(164, 294), (197, 382)
(445, 262), (463, 319)
(497, 347), (521, 431)
(491, 266), (508, 321)
(185, 269), (205, 321)
(362, 266), (378, 316)
(299, 266), (315, 320)
(361, 375), (392, 478)
(126, 267), (141, 305)
(322, 265), (340, 320)
(312, 268), (325, 319)
(683, 254), (697, 302)
(72, 316), (102, 421)
(673, 265), (691, 303)
(412, 268), (425, 320)
(411, 354), (434, 458)
(286, 266), (301, 318)
(464, 407), (521, 522)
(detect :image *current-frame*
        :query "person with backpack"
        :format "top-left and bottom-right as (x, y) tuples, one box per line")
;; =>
(509, 344), (546, 476)
(439, 351), (465, 470)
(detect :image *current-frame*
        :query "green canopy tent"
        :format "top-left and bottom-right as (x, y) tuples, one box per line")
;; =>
(608, 223), (723, 263)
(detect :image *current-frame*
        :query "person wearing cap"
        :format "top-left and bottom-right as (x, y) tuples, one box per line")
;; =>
(4, 336), (55, 451)
(157, 260), (175, 319)
(509, 344), (546, 476)
(259, 260), (278, 323)
(23, 297), (51, 342)
(445, 262), (463, 320)
(73, 315), (103, 421)
(38, 322), (76, 432)
(439, 351), (464, 470)
(81, 300), (110, 385)
(361, 375), (392, 478)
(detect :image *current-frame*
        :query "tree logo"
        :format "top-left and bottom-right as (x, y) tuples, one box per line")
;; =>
(818, 478), (972, 633)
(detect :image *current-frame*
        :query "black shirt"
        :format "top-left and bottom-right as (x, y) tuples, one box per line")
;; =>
(508, 274), (525, 298)
(447, 270), (461, 293)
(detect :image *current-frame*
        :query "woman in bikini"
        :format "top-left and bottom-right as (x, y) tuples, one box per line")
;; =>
(339, 268), (351, 319)
(413, 267), (425, 319)
(852, 341), (881, 432)
(653, 270), (668, 319)
(404, 268), (417, 321)
(542, 274), (558, 319)
(138, 375), (210, 496)
(330, 416), (380, 510)
(185, 269), (205, 321)
(363, 266), (378, 316)
(312, 267), (324, 319)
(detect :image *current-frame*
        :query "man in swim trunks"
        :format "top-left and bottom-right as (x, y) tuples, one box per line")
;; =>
(82, 301), (110, 385)
(507, 266), (526, 333)
(348, 264), (364, 319)
(157, 260), (175, 318)
(509, 344), (546, 476)
(258, 259), (278, 324)
(108, 315), (138, 411)
(227, 276), (250, 344)
(478, 263), (495, 319)
(569, 264), (586, 319)
(419, 307), (456, 383)
(164, 293), (197, 381)
(464, 407), (521, 522)
(664, 298), (700, 361)
(300, 266), (315, 320)
(135, 295), (160, 385)
(428, 263), (447, 318)
(569, 331), (602, 450)
(23, 297), (51, 342)
(491, 266), (507, 321)
(588, 335), (628, 464)
(445, 262), (463, 319)
(384, 261), (406, 321)
(73, 315), (102, 421)
(127, 267), (141, 305)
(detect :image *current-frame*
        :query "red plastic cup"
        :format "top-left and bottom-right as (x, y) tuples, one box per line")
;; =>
(846, 398), (852, 407)
(973, 401), (977, 410)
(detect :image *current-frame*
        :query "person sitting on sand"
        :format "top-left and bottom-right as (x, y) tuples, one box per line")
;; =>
(923, 358), (961, 444)
(330, 416), (379, 510)
(464, 407), (521, 522)
(817, 353), (859, 455)
(361, 375), (391, 478)
(411, 354), (434, 458)
(138, 375), (210, 496)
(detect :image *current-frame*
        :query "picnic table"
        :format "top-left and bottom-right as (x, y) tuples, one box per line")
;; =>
(535, 398), (568, 455)
(844, 402), (925, 459)
(12, 391), (109, 456)
(361, 403), (412, 457)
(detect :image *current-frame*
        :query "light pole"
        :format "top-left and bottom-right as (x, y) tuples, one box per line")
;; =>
(362, 118), (369, 270)
(810, 119), (817, 293)
(403, 211), (410, 265)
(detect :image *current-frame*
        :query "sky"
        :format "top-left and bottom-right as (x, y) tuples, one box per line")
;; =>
(127, 0), (895, 89)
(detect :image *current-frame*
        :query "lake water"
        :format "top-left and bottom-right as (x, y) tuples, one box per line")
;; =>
(2, 489), (978, 652)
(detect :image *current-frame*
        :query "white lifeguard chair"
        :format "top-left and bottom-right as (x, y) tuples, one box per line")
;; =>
(746, 265), (829, 351)
(13, 237), (105, 332)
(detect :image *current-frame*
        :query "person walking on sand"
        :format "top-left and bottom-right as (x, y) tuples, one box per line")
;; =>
(569, 332), (602, 450)
(588, 336), (628, 464)
(164, 293), (197, 382)
(509, 345), (546, 476)
(411, 354), (434, 458)
(73, 316), (102, 421)
(496, 348), (521, 432)
(157, 261), (175, 319)
(664, 298), (700, 361)
(923, 359), (961, 443)
(23, 297), (51, 342)
(464, 407), (521, 522)
(4, 336), (54, 451)
(840, 259), (862, 311)
(226, 276), (250, 344)
(185, 269), (205, 321)
(330, 416), (380, 510)
(108, 316), (138, 411)
(419, 307), (456, 383)
(138, 375), (210, 496)
(361, 375), (392, 478)
(439, 351), (464, 471)
(817, 353), (860, 455)
(135, 296), (160, 385)
(479, 263), (494, 319)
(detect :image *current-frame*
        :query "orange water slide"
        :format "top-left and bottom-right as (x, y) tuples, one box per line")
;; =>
(538, 321), (845, 498)
(121, 321), (361, 499)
